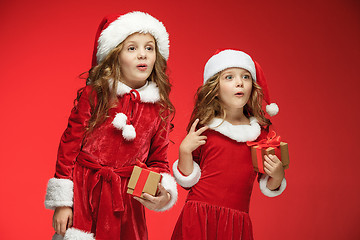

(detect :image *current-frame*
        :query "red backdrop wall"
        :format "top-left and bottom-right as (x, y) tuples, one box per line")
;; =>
(0, 0), (359, 239)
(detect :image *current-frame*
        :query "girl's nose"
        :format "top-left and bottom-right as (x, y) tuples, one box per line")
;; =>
(137, 49), (146, 59)
(235, 77), (244, 87)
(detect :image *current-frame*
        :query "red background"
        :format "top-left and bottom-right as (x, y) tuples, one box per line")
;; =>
(0, 0), (359, 239)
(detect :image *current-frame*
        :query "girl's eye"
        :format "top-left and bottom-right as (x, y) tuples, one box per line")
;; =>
(242, 74), (251, 80)
(225, 75), (233, 80)
(128, 46), (136, 51)
(146, 46), (154, 51)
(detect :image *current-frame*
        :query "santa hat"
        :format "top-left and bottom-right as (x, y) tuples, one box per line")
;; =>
(203, 49), (279, 116)
(91, 11), (169, 67)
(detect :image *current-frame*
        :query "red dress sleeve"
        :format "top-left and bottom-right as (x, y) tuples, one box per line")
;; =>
(145, 112), (178, 212)
(55, 86), (93, 180)
(145, 114), (171, 173)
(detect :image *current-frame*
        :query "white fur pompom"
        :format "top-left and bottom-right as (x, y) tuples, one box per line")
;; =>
(122, 124), (136, 141)
(266, 103), (279, 116)
(112, 113), (127, 130)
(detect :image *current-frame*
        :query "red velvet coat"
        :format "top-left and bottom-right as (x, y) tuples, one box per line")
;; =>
(45, 81), (177, 240)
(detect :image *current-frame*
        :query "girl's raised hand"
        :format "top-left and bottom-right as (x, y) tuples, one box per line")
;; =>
(53, 206), (73, 236)
(179, 119), (208, 155)
(134, 183), (171, 211)
(263, 154), (285, 190)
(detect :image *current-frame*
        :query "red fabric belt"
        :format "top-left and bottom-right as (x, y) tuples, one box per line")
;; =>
(76, 151), (135, 213)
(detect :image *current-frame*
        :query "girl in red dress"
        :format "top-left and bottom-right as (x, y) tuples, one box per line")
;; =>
(172, 49), (286, 240)
(44, 12), (177, 240)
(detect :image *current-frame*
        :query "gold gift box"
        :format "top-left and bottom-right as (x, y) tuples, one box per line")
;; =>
(250, 142), (289, 172)
(127, 166), (161, 199)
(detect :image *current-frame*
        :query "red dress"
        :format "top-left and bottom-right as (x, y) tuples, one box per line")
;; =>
(45, 81), (177, 240)
(172, 118), (286, 240)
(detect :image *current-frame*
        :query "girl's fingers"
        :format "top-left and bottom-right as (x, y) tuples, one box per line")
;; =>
(264, 167), (271, 176)
(199, 140), (206, 145)
(267, 154), (280, 163)
(60, 222), (67, 236)
(263, 160), (273, 171)
(68, 215), (73, 228)
(142, 193), (156, 202)
(134, 196), (146, 205)
(199, 136), (207, 141)
(190, 119), (199, 133)
(56, 223), (61, 235)
(157, 183), (166, 195)
(264, 155), (275, 167)
(196, 125), (208, 135)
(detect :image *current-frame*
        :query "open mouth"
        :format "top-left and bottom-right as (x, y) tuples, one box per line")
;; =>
(137, 64), (148, 71)
(235, 92), (244, 97)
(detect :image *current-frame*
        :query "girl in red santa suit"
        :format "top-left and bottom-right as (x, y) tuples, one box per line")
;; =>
(44, 11), (178, 240)
(171, 49), (287, 240)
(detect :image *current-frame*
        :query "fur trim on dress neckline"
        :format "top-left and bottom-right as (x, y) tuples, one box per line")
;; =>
(109, 80), (160, 103)
(207, 117), (261, 142)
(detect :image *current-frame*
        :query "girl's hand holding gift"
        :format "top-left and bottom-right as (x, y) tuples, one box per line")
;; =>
(264, 154), (285, 190)
(53, 206), (73, 236)
(134, 183), (171, 211)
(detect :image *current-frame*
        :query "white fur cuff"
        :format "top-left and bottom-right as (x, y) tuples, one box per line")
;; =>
(259, 174), (287, 197)
(45, 178), (74, 210)
(172, 160), (201, 188)
(154, 173), (178, 212)
(63, 228), (95, 240)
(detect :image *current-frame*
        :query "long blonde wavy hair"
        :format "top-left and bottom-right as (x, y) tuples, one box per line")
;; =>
(75, 40), (174, 133)
(187, 71), (271, 131)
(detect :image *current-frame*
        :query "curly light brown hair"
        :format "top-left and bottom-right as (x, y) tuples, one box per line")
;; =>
(187, 71), (271, 131)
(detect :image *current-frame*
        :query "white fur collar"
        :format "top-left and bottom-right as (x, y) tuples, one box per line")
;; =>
(207, 117), (261, 142)
(109, 80), (160, 103)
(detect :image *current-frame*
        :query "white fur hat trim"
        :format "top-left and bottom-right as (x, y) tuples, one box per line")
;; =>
(203, 50), (256, 83)
(97, 11), (169, 63)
